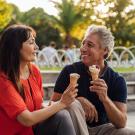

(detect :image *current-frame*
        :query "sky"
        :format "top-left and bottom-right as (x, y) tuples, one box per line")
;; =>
(6, 0), (59, 16)
(6, 0), (135, 16)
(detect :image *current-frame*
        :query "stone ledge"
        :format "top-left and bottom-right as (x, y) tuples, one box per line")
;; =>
(127, 95), (135, 101)
(43, 81), (135, 88)
(127, 81), (135, 85)
(43, 83), (55, 88)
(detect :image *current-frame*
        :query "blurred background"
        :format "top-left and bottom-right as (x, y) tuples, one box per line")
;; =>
(1, 0), (135, 49)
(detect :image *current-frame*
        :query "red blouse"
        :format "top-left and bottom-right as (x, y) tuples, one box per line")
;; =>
(0, 64), (44, 135)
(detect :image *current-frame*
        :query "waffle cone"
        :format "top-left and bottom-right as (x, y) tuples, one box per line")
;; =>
(89, 65), (100, 81)
(91, 72), (99, 80)
(70, 73), (80, 86)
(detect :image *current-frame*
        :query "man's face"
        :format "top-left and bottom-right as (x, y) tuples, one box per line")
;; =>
(80, 33), (106, 66)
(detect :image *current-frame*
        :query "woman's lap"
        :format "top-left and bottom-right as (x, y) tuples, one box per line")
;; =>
(33, 109), (76, 135)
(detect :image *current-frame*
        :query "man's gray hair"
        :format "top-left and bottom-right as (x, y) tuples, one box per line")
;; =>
(84, 24), (114, 58)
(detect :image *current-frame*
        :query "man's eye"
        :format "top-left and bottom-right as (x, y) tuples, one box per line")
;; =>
(88, 43), (94, 48)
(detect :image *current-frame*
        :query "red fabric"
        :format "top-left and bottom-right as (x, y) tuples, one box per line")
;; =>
(0, 64), (44, 135)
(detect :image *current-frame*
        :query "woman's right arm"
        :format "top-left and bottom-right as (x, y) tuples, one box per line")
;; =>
(17, 85), (78, 127)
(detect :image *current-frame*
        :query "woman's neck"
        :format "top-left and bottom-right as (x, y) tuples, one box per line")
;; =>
(20, 62), (30, 80)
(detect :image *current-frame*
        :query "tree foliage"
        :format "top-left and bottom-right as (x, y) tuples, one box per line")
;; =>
(0, 0), (12, 32)
(91, 0), (135, 46)
(8, 4), (22, 25)
(50, 0), (88, 47)
(1, 0), (135, 48)
(19, 7), (62, 49)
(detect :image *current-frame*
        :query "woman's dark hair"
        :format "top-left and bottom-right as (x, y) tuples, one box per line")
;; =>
(0, 24), (36, 98)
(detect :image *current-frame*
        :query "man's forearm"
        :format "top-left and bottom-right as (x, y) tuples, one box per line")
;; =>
(103, 97), (127, 128)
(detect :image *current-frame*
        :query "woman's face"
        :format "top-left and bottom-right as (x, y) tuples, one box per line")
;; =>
(20, 33), (38, 63)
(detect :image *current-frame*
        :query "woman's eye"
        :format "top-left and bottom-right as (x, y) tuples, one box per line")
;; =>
(29, 41), (35, 44)
(30, 42), (34, 44)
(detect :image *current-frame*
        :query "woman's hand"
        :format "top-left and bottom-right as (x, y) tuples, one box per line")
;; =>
(77, 97), (98, 123)
(90, 79), (108, 103)
(60, 84), (78, 108)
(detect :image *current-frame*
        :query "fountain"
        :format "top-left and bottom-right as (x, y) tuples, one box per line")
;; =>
(35, 46), (135, 68)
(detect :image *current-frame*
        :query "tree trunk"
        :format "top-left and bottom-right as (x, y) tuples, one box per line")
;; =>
(65, 33), (73, 48)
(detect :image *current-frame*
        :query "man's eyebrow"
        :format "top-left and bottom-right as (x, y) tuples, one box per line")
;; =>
(83, 40), (96, 46)
(88, 41), (95, 45)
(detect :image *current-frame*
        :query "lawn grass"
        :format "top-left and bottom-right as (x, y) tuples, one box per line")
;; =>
(113, 67), (135, 73)
(40, 66), (135, 73)
(40, 66), (62, 71)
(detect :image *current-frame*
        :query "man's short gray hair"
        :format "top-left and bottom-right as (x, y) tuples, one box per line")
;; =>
(84, 24), (114, 58)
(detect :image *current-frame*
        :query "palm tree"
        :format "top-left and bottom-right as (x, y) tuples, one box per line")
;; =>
(50, 0), (87, 47)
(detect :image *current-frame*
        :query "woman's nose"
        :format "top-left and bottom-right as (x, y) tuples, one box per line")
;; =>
(35, 43), (39, 50)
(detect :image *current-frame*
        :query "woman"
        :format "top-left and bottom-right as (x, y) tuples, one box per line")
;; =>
(0, 24), (77, 135)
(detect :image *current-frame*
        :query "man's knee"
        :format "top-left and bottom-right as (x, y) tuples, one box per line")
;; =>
(108, 124), (135, 135)
(69, 100), (83, 110)
(116, 128), (135, 135)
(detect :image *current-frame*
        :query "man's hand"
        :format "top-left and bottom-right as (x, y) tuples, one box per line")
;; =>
(90, 79), (108, 103)
(77, 97), (98, 123)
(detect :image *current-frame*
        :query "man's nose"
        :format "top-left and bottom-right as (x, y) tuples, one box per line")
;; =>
(80, 45), (87, 51)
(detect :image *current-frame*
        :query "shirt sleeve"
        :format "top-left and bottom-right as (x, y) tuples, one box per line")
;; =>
(54, 66), (70, 93)
(111, 76), (127, 103)
(0, 80), (27, 119)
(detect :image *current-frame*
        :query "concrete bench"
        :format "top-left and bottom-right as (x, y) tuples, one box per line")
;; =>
(127, 95), (135, 100)
(126, 81), (135, 95)
(43, 83), (55, 88)
(43, 81), (135, 98)
(126, 81), (135, 85)
(43, 81), (135, 89)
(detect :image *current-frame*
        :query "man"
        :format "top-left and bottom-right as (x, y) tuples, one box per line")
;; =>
(42, 41), (58, 66)
(51, 25), (135, 135)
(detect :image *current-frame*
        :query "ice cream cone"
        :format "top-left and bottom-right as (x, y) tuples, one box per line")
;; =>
(70, 73), (80, 86)
(89, 65), (100, 81)
(90, 72), (99, 80)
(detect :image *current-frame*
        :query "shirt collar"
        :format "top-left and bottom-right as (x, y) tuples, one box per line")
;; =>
(99, 61), (109, 78)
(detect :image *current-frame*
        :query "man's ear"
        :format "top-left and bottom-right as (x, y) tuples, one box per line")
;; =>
(104, 48), (109, 59)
